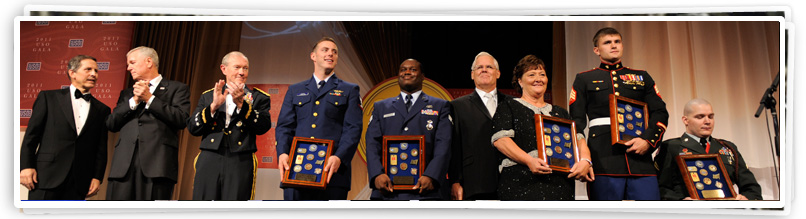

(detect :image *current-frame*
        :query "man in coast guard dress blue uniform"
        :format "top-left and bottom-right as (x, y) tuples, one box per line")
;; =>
(275, 37), (363, 200)
(569, 27), (669, 200)
(187, 52), (271, 200)
(365, 59), (452, 200)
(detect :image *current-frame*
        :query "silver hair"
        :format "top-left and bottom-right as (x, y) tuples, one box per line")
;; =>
(471, 51), (500, 71)
(127, 46), (159, 68)
(222, 51), (249, 66)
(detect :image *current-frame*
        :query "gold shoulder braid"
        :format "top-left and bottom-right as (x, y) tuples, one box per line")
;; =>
(253, 88), (270, 97)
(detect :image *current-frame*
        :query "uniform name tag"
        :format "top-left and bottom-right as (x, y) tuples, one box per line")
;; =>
(383, 112), (396, 118)
(297, 92), (309, 96)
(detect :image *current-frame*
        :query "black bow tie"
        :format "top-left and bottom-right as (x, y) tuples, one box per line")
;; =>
(74, 89), (91, 101)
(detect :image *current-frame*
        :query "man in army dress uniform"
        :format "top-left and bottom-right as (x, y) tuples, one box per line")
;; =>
(275, 37), (363, 200)
(569, 27), (669, 200)
(365, 59), (452, 200)
(656, 99), (762, 200)
(187, 51), (271, 200)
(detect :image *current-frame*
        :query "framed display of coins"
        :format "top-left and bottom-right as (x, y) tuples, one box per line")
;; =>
(609, 94), (649, 146)
(534, 114), (580, 173)
(282, 137), (334, 190)
(382, 135), (426, 190)
(675, 154), (737, 200)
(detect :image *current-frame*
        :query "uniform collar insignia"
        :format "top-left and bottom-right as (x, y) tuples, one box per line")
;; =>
(599, 61), (624, 70)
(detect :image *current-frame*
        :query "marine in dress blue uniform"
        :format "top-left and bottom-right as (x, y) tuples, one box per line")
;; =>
(365, 59), (452, 200)
(187, 52), (271, 200)
(275, 37), (363, 200)
(569, 27), (669, 200)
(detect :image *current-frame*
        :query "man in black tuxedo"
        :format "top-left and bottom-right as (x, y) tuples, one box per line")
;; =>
(20, 55), (110, 200)
(448, 52), (510, 200)
(106, 46), (190, 200)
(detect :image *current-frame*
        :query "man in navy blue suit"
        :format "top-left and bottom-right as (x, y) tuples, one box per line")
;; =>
(275, 37), (363, 200)
(365, 59), (452, 200)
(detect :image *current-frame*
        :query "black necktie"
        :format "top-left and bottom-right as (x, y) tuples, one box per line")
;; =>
(700, 137), (709, 152)
(318, 81), (326, 90)
(405, 94), (413, 112)
(74, 89), (91, 101)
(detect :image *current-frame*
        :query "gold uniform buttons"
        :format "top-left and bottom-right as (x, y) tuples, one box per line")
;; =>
(313, 112), (318, 117)
(298, 102), (302, 105)
(614, 84), (619, 88)
(312, 124), (317, 128)
(595, 87), (600, 91)
(211, 139), (215, 143)
(613, 77), (618, 81)
(334, 102), (339, 105)
(238, 141), (242, 146)
(315, 101), (320, 105)
(615, 92), (620, 96)
(611, 71), (617, 75)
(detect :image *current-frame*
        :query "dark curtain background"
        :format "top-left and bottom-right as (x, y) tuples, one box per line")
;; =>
(118, 21), (243, 200)
(343, 21), (412, 85)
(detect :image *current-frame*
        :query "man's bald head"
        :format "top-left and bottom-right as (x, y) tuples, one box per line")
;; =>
(682, 98), (715, 138)
(683, 98), (712, 116)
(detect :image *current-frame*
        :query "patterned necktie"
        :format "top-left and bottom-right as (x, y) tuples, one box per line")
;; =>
(405, 94), (413, 112)
(485, 93), (496, 117)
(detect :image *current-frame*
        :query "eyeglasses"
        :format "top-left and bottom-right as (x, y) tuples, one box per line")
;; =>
(474, 65), (497, 71)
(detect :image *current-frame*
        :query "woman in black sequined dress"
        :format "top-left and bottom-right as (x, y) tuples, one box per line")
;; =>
(491, 55), (594, 200)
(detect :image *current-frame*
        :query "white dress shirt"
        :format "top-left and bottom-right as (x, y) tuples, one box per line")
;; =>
(69, 85), (91, 135)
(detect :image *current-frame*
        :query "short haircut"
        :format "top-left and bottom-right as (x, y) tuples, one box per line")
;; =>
(470, 51), (499, 71)
(683, 98), (712, 116)
(592, 27), (622, 47)
(311, 37), (337, 52)
(222, 51), (249, 66)
(67, 55), (97, 79)
(400, 58), (423, 74)
(511, 55), (547, 94)
(127, 46), (159, 68)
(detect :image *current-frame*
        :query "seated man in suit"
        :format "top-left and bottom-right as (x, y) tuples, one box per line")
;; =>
(365, 59), (452, 200)
(20, 55), (110, 200)
(656, 98), (763, 200)
(187, 51), (271, 200)
(106, 46), (190, 200)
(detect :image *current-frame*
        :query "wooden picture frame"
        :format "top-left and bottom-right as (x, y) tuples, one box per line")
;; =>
(675, 154), (738, 200)
(281, 137), (334, 190)
(534, 114), (580, 173)
(382, 135), (426, 190)
(609, 94), (649, 146)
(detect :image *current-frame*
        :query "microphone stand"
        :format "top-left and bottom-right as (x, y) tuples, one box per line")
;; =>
(754, 72), (780, 187)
